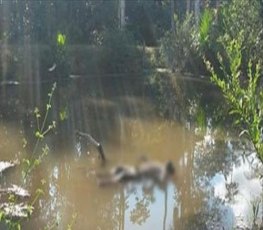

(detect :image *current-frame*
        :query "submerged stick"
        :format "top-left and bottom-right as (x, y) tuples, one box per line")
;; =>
(75, 130), (106, 162)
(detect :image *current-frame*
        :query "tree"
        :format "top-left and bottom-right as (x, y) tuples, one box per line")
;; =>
(118, 0), (126, 29)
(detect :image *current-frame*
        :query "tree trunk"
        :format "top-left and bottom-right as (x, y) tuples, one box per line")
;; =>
(186, 0), (191, 14)
(194, 0), (201, 26)
(119, 0), (125, 29)
(215, 0), (220, 23)
(171, 0), (175, 32)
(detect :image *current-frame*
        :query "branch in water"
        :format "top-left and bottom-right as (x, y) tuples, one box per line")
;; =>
(75, 130), (106, 162)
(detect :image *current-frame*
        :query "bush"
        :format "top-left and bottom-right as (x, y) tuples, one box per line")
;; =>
(160, 14), (204, 74)
(98, 30), (143, 75)
(205, 33), (263, 163)
(217, 0), (263, 67)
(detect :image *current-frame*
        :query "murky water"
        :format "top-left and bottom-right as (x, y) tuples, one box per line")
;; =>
(0, 78), (262, 230)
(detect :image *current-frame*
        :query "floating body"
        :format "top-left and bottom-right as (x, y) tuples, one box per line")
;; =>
(97, 161), (175, 187)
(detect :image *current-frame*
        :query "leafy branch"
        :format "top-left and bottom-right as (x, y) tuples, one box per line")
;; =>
(205, 33), (263, 162)
(23, 82), (57, 180)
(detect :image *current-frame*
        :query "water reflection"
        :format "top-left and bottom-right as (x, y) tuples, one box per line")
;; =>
(125, 183), (176, 229)
(191, 127), (263, 229)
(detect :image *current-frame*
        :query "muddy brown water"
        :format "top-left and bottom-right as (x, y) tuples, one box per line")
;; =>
(0, 79), (262, 230)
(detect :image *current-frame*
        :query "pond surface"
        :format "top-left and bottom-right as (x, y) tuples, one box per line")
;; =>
(0, 77), (262, 230)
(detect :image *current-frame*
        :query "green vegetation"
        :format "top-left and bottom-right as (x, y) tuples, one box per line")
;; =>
(159, 0), (263, 163)
(0, 84), (57, 229)
(23, 83), (57, 178)
(218, 0), (263, 67)
(98, 30), (143, 74)
(202, 0), (263, 163)
(57, 33), (66, 47)
(199, 9), (213, 45)
(160, 14), (199, 72)
(206, 34), (263, 162)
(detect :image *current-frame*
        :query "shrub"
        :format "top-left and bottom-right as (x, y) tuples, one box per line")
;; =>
(205, 33), (263, 163)
(98, 30), (143, 75)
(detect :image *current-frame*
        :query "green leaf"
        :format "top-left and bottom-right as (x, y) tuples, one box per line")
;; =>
(22, 138), (27, 148)
(59, 108), (68, 121)
(34, 107), (39, 114)
(229, 109), (240, 115)
(0, 211), (4, 221)
(35, 131), (44, 139)
(36, 188), (44, 196)
(57, 32), (66, 46)
(34, 159), (40, 166)
(199, 9), (213, 44)
(46, 104), (51, 110)
(27, 205), (34, 216)
(23, 158), (30, 166)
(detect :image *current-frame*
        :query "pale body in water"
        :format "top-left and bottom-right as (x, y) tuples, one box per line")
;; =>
(97, 161), (175, 186)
